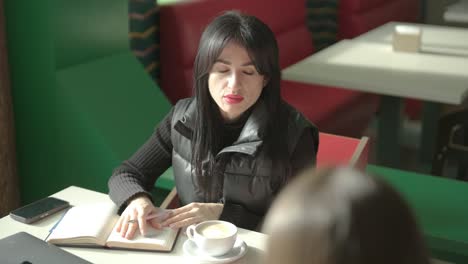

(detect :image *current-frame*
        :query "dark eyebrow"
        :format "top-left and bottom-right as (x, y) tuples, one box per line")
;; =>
(215, 59), (254, 67)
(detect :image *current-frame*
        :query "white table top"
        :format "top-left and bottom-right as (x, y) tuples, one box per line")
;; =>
(282, 39), (468, 105)
(352, 22), (468, 56)
(0, 186), (267, 264)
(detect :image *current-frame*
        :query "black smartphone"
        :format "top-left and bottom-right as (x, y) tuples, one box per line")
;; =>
(9, 197), (70, 224)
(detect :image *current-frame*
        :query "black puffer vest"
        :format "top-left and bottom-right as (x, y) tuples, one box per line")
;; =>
(170, 98), (317, 216)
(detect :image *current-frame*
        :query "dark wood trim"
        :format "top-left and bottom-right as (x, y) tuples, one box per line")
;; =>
(0, 0), (20, 217)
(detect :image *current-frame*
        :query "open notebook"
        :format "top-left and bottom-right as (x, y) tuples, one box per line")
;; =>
(46, 202), (179, 252)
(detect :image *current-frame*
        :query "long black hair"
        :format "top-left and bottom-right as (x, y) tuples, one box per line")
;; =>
(191, 11), (289, 200)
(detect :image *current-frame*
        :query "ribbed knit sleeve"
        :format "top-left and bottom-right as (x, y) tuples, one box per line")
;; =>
(108, 108), (174, 214)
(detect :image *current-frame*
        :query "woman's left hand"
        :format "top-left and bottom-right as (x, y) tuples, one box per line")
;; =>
(160, 202), (224, 229)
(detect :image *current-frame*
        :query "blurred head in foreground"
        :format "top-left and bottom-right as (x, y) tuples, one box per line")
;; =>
(262, 166), (429, 264)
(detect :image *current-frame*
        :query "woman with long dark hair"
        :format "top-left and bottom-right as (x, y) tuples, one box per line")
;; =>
(108, 11), (318, 239)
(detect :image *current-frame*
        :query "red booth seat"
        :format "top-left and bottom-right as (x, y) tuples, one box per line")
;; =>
(338, 0), (420, 39)
(281, 81), (378, 137)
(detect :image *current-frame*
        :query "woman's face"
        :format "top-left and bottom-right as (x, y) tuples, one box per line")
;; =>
(208, 41), (266, 122)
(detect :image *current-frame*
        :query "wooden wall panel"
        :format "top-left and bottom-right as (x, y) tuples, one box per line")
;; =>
(0, 0), (20, 217)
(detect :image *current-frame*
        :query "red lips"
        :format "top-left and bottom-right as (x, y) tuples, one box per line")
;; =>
(223, 94), (244, 104)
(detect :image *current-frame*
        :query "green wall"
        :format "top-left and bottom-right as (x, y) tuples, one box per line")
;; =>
(5, 0), (171, 204)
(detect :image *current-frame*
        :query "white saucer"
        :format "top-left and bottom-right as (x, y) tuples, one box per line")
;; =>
(183, 237), (248, 263)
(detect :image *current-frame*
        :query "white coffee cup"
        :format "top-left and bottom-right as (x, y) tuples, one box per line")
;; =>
(186, 220), (237, 256)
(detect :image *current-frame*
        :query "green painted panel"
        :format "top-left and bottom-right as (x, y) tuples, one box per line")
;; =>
(53, 0), (129, 69)
(56, 52), (170, 161)
(49, 52), (170, 198)
(157, 167), (175, 191)
(5, 0), (171, 204)
(368, 165), (468, 263)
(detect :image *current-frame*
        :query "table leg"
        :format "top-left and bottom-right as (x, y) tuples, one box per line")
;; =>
(377, 96), (402, 168)
(419, 102), (441, 164)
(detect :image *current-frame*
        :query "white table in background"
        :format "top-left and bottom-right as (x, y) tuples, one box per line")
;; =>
(283, 23), (468, 168)
(352, 22), (468, 165)
(355, 22), (468, 55)
(0, 186), (266, 264)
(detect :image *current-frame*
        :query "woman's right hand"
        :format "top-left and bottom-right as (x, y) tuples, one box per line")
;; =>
(115, 195), (170, 239)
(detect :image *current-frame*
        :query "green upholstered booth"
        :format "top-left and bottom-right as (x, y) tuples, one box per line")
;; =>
(5, 0), (172, 204)
(368, 165), (468, 264)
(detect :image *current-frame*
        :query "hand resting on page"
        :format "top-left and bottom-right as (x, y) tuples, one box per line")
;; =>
(116, 195), (172, 239)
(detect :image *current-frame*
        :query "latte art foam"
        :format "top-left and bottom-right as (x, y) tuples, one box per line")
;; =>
(198, 223), (232, 238)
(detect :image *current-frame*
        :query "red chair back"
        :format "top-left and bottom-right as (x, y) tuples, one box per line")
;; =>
(317, 132), (369, 170)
